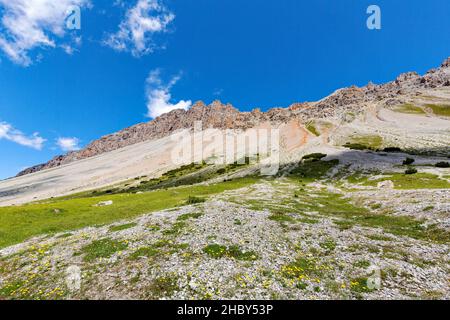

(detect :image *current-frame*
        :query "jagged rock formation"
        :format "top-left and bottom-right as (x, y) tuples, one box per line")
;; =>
(17, 58), (450, 177)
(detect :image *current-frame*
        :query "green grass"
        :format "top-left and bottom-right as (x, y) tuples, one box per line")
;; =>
(350, 277), (375, 293)
(306, 121), (320, 136)
(289, 160), (339, 179)
(162, 221), (186, 236)
(60, 159), (252, 199)
(203, 244), (228, 258)
(352, 173), (450, 190)
(0, 177), (258, 249)
(353, 260), (371, 268)
(176, 212), (203, 221)
(366, 234), (393, 241)
(343, 135), (383, 151)
(281, 256), (326, 279)
(80, 238), (128, 262)
(108, 222), (137, 232)
(393, 104), (425, 114)
(203, 244), (258, 261)
(146, 274), (179, 299)
(318, 194), (450, 243)
(425, 104), (450, 117)
(129, 246), (160, 260)
(268, 212), (296, 223)
(237, 177), (450, 243)
(185, 196), (206, 204)
(319, 239), (337, 252)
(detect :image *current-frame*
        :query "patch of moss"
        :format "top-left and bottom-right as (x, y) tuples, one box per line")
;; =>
(268, 212), (296, 223)
(129, 246), (160, 260)
(203, 244), (227, 258)
(186, 196), (206, 204)
(234, 219), (242, 225)
(424, 104), (450, 117)
(0, 281), (25, 299)
(350, 277), (375, 293)
(344, 135), (383, 151)
(366, 234), (393, 242)
(319, 239), (337, 252)
(0, 177), (258, 249)
(162, 221), (186, 236)
(281, 256), (326, 279)
(80, 238), (128, 262)
(306, 121), (320, 136)
(146, 274), (179, 299)
(203, 244), (258, 261)
(393, 104), (425, 114)
(108, 222), (137, 232)
(353, 260), (371, 268)
(350, 173), (450, 189)
(177, 212), (203, 221)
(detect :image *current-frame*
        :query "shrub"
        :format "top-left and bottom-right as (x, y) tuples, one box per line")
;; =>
(302, 153), (327, 161)
(383, 147), (402, 152)
(405, 168), (418, 175)
(402, 158), (415, 165)
(344, 143), (367, 151)
(186, 196), (206, 204)
(435, 162), (450, 168)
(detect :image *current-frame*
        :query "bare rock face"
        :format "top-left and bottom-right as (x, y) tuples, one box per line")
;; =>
(441, 57), (450, 68)
(16, 57), (450, 177)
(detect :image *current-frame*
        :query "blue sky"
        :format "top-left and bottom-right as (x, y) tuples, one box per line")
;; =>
(1, 0), (450, 179)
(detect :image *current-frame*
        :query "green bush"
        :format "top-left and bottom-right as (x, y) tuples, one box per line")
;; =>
(186, 196), (206, 204)
(405, 168), (418, 175)
(435, 162), (450, 168)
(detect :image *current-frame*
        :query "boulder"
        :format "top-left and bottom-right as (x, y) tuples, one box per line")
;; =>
(377, 180), (394, 189)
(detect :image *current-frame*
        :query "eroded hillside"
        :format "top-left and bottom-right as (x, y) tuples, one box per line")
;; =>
(0, 59), (449, 300)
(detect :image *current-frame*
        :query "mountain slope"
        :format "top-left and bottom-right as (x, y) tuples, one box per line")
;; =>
(16, 58), (450, 177)
(0, 59), (450, 300)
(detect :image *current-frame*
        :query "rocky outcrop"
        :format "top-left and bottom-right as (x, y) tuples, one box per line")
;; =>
(17, 57), (450, 177)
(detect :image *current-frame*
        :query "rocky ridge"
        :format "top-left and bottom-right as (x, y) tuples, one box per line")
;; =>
(17, 58), (450, 177)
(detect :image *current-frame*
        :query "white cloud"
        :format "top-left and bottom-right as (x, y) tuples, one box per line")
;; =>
(145, 69), (192, 118)
(0, 121), (46, 150)
(0, 0), (90, 66)
(105, 0), (175, 57)
(56, 137), (80, 152)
